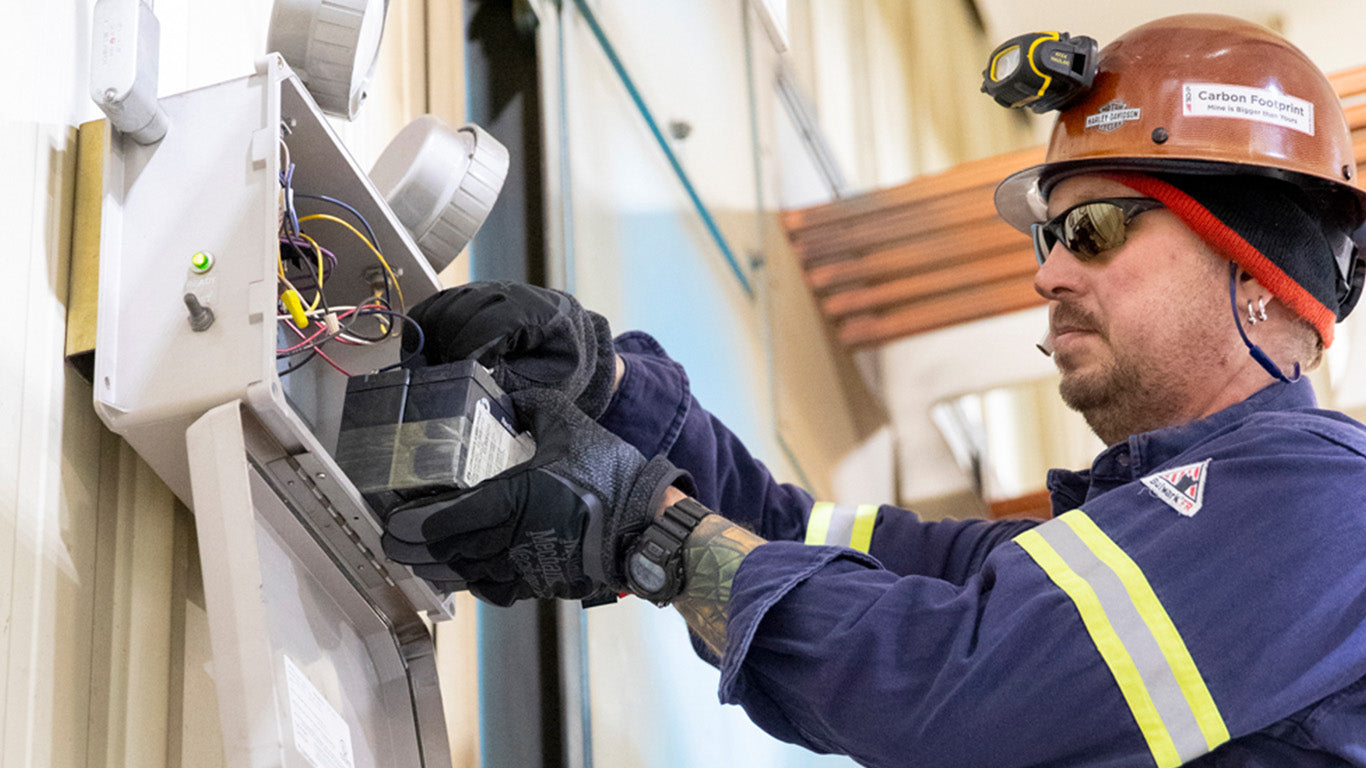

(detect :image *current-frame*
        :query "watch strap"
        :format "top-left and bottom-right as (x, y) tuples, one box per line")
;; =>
(627, 496), (711, 605)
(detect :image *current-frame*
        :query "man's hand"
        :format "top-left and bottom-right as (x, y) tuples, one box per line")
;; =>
(403, 282), (619, 418)
(380, 388), (690, 605)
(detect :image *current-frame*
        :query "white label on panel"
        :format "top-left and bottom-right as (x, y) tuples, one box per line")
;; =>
(284, 655), (356, 768)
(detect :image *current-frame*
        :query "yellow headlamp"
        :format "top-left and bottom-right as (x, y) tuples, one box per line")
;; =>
(981, 31), (1098, 114)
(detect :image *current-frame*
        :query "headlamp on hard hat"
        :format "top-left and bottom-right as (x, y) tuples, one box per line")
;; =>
(981, 31), (1098, 114)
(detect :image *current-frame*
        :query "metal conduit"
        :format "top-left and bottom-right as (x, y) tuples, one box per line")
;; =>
(739, 1), (814, 491)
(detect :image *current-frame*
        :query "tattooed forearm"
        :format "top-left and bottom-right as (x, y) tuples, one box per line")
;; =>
(672, 514), (765, 657)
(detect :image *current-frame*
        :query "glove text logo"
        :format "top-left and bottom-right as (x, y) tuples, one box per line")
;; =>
(510, 529), (581, 596)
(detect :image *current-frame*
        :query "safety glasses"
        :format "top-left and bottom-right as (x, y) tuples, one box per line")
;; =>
(1031, 197), (1165, 264)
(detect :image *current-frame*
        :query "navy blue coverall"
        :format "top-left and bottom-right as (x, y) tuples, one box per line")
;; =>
(599, 331), (1366, 767)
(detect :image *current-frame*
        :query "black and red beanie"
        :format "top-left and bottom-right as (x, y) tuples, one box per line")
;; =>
(1101, 171), (1355, 347)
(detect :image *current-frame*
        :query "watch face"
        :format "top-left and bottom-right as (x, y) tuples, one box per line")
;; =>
(629, 552), (668, 594)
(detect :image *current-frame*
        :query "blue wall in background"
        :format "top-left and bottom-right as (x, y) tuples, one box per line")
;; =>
(612, 213), (768, 454)
(578, 210), (852, 768)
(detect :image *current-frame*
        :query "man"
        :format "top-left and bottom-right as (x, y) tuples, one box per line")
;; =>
(382, 15), (1366, 767)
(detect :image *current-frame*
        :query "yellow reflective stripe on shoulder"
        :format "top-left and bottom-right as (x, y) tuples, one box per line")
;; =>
(805, 502), (835, 545)
(1015, 511), (1228, 767)
(1060, 514), (1231, 749)
(805, 502), (879, 553)
(1015, 529), (1182, 768)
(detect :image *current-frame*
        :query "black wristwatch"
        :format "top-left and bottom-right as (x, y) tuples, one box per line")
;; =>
(625, 496), (711, 606)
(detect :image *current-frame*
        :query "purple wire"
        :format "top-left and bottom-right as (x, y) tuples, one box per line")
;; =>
(279, 236), (337, 289)
(279, 163), (300, 235)
(294, 192), (379, 247)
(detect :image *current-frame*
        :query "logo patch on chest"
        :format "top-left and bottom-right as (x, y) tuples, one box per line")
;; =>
(1141, 459), (1211, 517)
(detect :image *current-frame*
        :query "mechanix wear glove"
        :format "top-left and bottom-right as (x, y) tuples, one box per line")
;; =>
(403, 282), (618, 419)
(380, 388), (692, 606)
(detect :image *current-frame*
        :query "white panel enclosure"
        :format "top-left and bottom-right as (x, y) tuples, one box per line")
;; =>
(93, 53), (455, 767)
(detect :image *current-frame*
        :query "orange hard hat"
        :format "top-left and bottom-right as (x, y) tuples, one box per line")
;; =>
(994, 14), (1366, 232)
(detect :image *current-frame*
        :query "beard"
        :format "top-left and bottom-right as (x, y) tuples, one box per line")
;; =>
(1051, 302), (1207, 446)
(1057, 350), (1175, 445)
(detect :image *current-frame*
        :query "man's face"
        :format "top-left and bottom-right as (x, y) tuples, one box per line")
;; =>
(1034, 176), (1241, 445)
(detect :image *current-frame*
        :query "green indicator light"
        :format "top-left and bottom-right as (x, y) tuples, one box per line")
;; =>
(190, 251), (214, 273)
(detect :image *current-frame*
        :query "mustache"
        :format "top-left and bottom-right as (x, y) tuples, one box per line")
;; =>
(1050, 303), (1105, 337)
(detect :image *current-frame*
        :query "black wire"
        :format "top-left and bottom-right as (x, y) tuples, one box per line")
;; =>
(275, 308), (422, 376)
(339, 304), (394, 343)
(278, 235), (334, 319)
(274, 299), (391, 368)
(302, 241), (332, 315)
(377, 311), (426, 372)
(277, 350), (318, 377)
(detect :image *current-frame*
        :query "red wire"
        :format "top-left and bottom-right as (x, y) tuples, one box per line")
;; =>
(275, 301), (389, 376)
(275, 304), (374, 354)
(311, 345), (353, 377)
(278, 322), (328, 354)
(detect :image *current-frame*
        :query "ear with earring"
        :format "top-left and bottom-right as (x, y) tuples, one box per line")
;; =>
(1237, 268), (1268, 325)
(1229, 262), (1299, 382)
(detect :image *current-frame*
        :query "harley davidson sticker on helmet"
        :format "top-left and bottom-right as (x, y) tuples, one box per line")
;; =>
(1183, 83), (1315, 135)
(1085, 99), (1141, 132)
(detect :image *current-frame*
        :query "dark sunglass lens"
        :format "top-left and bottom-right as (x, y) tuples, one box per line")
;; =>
(1033, 199), (1160, 264)
(1063, 202), (1129, 259)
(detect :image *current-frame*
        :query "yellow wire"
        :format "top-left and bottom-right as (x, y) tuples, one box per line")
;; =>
(277, 275), (310, 329)
(297, 213), (405, 313)
(295, 231), (326, 312)
(368, 287), (391, 336)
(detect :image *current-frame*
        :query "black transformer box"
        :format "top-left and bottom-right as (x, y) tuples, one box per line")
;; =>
(334, 360), (534, 520)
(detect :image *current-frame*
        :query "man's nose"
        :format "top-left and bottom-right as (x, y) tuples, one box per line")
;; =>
(1033, 243), (1084, 300)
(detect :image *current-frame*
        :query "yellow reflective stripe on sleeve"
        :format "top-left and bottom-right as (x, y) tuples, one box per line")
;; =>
(1060, 514), (1230, 749)
(1015, 529), (1183, 768)
(805, 502), (879, 552)
(848, 504), (878, 553)
(805, 501), (835, 545)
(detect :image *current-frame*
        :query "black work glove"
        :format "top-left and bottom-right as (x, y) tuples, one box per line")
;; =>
(380, 388), (692, 605)
(404, 282), (618, 419)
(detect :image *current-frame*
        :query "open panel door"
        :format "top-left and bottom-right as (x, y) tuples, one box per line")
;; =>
(188, 401), (449, 767)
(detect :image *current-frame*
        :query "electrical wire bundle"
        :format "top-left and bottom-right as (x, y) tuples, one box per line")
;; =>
(275, 133), (425, 378)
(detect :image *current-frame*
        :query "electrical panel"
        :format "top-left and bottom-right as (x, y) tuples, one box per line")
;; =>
(93, 54), (456, 767)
